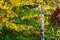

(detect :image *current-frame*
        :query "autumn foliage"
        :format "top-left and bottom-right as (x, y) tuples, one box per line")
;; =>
(50, 7), (60, 25)
(0, 0), (60, 40)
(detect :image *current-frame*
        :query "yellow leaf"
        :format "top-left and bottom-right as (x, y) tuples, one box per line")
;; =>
(10, 0), (20, 6)
(27, 25), (33, 30)
(57, 29), (60, 36)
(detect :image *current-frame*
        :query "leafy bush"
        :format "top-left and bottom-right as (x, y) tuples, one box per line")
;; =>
(0, 0), (60, 40)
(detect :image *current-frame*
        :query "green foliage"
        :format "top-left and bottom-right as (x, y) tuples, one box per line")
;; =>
(0, 0), (60, 40)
